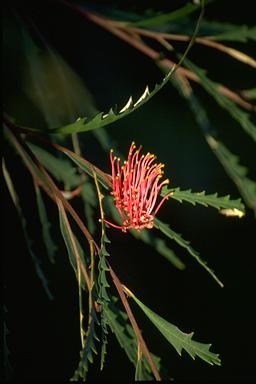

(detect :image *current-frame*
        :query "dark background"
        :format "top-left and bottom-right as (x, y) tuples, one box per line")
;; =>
(3, 0), (256, 381)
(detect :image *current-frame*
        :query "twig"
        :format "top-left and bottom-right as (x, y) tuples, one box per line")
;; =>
(122, 27), (256, 69)
(84, 12), (255, 112)
(5, 123), (99, 259)
(108, 263), (161, 381)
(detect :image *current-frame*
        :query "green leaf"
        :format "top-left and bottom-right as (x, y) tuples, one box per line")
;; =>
(48, 67), (178, 135)
(135, 347), (150, 381)
(128, 290), (221, 366)
(154, 218), (224, 287)
(172, 74), (256, 216)
(206, 135), (256, 216)
(98, 236), (111, 370)
(17, 64), (176, 135)
(34, 183), (57, 263)
(129, 2), (201, 28)
(162, 186), (245, 216)
(105, 300), (162, 380)
(71, 301), (99, 381)
(3, 159), (54, 300)
(20, 18), (99, 130)
(58, 145), (111, 190)
(241, 88), (256, 100)
(183, 59), (256, 142)
(57, 198), (88, 289)
(189, 19), (256, 42)
(105, 196), (185, 270)
(131, 227), (185, 270)
(29, 143), (80, 188)
(209, 24), (256, 42)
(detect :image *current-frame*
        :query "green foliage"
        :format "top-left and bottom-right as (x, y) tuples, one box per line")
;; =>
(3, 158), (54, 300)
(183, 59), (256, 142)
(3, 0), (255, 380)
(163, 186), (245, 214)
(29, 143), (80, 188)
(128, 290), (221, 366)
(209, 24), (256, 42)
(105, 301), (158, 380)
(71, 304), (99, 381)
(154, 218), (224, 287)
(129, 2), (202, 27)
(34, 182), (57, 263)
(206, 135), (256, 216)
(172, 73), (256, 217)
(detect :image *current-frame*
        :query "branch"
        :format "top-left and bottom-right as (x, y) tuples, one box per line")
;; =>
(108, 264), (161, 381)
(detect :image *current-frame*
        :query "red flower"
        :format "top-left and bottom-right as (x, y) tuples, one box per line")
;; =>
(104, 142), (173, 232)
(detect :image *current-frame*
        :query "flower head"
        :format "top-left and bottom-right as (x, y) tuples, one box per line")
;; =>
(104, 142), (172, 232)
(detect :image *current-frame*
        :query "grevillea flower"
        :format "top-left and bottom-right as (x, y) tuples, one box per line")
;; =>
(104, 142), (173, 232)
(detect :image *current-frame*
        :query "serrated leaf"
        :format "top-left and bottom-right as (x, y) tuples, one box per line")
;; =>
(196, 19), (256, 42)
(206, 135), (256, 216)
(154, 218), (224, 287)
(105, 300), (161, 380)
(97, 222), (111, 369)
(20, 19), (99, 130)
(48, 67), (177, 134)
(209, 24), (256, 42)
(18, 20), (200, 137)
(71, 303), (99, 381)
(172, 74), (256, 216)
(128, 290), (221, 366)
(162, 186), (245, 215)
(183, 59), (256, 142)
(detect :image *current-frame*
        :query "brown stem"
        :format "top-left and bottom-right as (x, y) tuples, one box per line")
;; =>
(5, 124), (100, 258)
(108, 263), (161, 381)
(122, 27), (256, 69)
(84, 12), (255, 112)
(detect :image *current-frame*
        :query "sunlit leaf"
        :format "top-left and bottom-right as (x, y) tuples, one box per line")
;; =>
(206, 135), (256, 216)
(162, 186), (245, 215)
